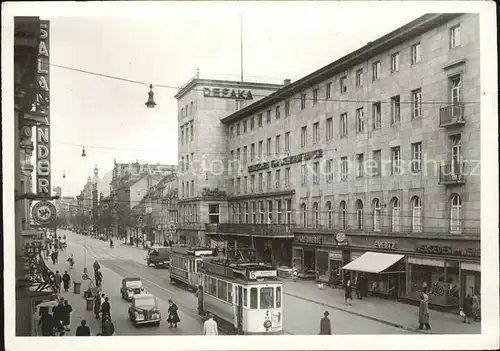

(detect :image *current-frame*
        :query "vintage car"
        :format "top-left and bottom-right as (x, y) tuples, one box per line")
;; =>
(120, 277), (146, 301)
(146, 246), (172, 268)
(128, 293), (161, 327)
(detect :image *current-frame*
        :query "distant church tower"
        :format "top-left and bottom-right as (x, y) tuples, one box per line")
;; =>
(93, 164), (100, 183)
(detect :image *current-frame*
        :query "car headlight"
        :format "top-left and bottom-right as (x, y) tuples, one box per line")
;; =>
(135, 312), (144, 320)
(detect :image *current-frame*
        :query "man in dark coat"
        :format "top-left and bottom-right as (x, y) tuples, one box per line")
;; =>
(101, 316), (115, 336)
(39, 310), (55, 336)
(95, 270), (103, 288)
(101, 297), (111, 322)
(167, 299), (180, 328)
(76, 320), (91, 336)
(62, 271), (71, 292)
(54, 271), (62, 293)
(53, 299), (65, 328)
(463, 293), (473, 324)
(319, 311), (331, 335)
(344, 280), (353, 306)
(94, 294), (101, 319)
(62, 300), (73, 331)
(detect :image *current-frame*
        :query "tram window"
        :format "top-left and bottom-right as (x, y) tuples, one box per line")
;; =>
(228, 283), (233, 303)
(209, 278), (217, 296)
(250, 288), (258, 309)
(196, 260), (202, 272)
(243, 288), (248, 307)
(260, 287), (274, 309)
(217, 280), (227, 301)
(276, 286), (282, 308)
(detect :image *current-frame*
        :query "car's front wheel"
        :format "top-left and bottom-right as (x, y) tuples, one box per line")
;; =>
(155, 321), (160, 327)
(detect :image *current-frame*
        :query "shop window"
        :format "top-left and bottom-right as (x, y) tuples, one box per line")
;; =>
(243, 287), (248, 307)
(276, 286), (282, 308)
(260, 287), (274, 309)
(356, 200), (364, 230)
(316, 250), (329, 279)
(450, 194), (462, 233)
(411, 196), (422, 232)
(340, 201), (347, 229)
(391, 197), (400, 232)
(313, 202), (319, 228)
(300, 203), (307, 227)
(326, 201), (333, 228)
(373, 198), (381, 231)
(250, 287), (258, 309)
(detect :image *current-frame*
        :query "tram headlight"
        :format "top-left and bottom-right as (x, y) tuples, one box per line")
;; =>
(263, 320), (272, 329)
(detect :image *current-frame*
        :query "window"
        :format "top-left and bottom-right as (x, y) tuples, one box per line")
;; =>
(411, 42), (421, 64)
(301, 164), (308, 185)
(313, 122), (320, 144)
(326, 82), (332, 99)
(340, 157), (348, 181)
(236, 123), (241, 136)
(276, 199), (282, 224)
(340, 76), (347, 93)
(285, 167), (291, 187)
(191, 180), (194, 197)
(356, 69), (363, 87)
(450, 75), (462, 106)
(218, 280), (228, 301)
(231, 203), (236, 223)
(258, 114), (263, 127)
(390, 52), (400, 73)
(340, 201), (347, 229)
(208, 277), (217, 296)
(209, 204), (220, 224)
(450, 195), (462, 233)
(285, 132), (290, 152)
(190, 120), (194, 140)
(250, 143), (255, 162)
(252, 202), (257, 223)
(286, 199), (292, 224)
(250, 287), (258, 309)
(267, 171), (272, 190)
(181, 156), (185, 172)
(411, 196), (422, 232)
(243, 120), (247, 133)
(267, 200), (273, 223)
(266, 110), (271, 124)
(231, 179), (235, 194)
(301, 93), (306, 109)
(450, 25), (461, 48)
(372, 61), (381, 81)
(391, 198), (400, 232)
(301, 126), (307, 146)
(236, 148), (241, 166)
(373, 198), (381, 231)
(326, 159), (333, 183)
(181, 108), (184, 118)
(340, 113), (348, 138)
(372, 150), (381, 176)
(245, 202), (249, 223)
(301, 203), (307, 227)
(238, 203), (242, 223)
(275, 135), (281, 155)
(259, 201), (265, 223)
(313, 162), (319, 184)
(266, 138), (272, 156)
(276, 106), (281, 120)
(356, 200), (364, 230)
(326, 117), (333, 141)
(235, 100), (244, 111)
(313, 202), (319, 228)
(251, 174), (255, 192)
(243, 146), (248, 164)
(275, 169), (281, 189)
(391, 95), (401, 124)
(276, 287), (282, 308)
(243, 288), (248, 307)
(356, 154), (364, 178)
(250, 117), (255, 130)
(372, 102), (381, 129)
(356, 108), (364, 133)
(391, 147), (401, 175)
(285, 100), (290, 117)
(258, 141), (263, 161)
(313, 88), (319, 104)
(229, 126), (234, 138)
(411, 142), (422, 172)
(326, 201), (333, 229)
(412, 89), (422, 119)
(186, 154), (190, 170)
(236, 177), (241, 194)
(244, 176), (248, 193)
(260, 287), (274, 309)
(181, 182), (185, 198)
(258, 173), (263, 191)
(180, 127), (184, 146)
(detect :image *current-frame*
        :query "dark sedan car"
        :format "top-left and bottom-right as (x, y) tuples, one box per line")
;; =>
(120, 277), (145, 301)
(128, 293), (161, 327)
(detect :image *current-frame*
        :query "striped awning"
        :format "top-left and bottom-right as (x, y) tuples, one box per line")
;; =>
(341, 252), (404, 274)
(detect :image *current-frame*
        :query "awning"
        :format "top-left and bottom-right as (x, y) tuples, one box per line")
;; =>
(341, 252), (404, 274)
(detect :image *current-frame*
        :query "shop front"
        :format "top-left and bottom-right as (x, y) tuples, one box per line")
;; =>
(292, 232), (349, 283)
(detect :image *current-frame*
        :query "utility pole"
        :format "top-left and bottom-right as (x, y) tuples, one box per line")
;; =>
(240, 14), (244, 83)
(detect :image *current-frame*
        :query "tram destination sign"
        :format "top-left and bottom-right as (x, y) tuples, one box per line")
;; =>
(249, 270), (277, 280)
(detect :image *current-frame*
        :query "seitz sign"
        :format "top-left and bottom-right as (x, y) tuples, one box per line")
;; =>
(374, 240), (397, 250)
(416, 244), (480, 258)
(203, 87), (253, 100)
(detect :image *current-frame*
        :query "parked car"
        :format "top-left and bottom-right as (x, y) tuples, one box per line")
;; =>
(128, 293), (161, 327)
(146, 246), (172, 268)
(120, 277), (145, 301)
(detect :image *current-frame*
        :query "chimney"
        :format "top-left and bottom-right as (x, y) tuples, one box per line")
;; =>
(283, 79), (291, 86)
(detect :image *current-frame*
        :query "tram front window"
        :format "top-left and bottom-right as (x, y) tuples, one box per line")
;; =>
(250, 288), (258, 309)
(260, 287), (274, 309)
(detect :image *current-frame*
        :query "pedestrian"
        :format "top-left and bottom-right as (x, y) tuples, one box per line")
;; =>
(95, 270), (103, 288)
(67, 255), (75, 271)
(62, 271), (71, 292)
(344, 279), (352, 306)
(203, 313), (218, 335)
(62, 300), (73, 331)
(101, 315), (115, 336)
(361, 274), (369, 298)
(167, 299), (180, 328)
(292, 269), (298, 283)
(54, 250), (59, 263)
(94, 294), (101, 319)
(356, 275), (362, 300)
(418, 290), (431, 330)
(54, 270), (62, 293)
(462, 293), (473, 324)
(53, 299), (64, 329)
(51, 251), (57, 265)
(76, 320), (91, 336)
(101, 297), (111, 323)
(472, 292), (480, 321)
(38, 310), (55, 336)
(93, 261), (100, 276)
(319, 311), (331, 335)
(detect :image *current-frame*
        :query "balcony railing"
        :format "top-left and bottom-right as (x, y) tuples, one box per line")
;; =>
(205, 223), (295, 237)
(439, 162), (467, 185)
(439, 103), (465, 127)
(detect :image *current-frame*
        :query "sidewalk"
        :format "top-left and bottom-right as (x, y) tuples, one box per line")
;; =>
(284, 279), (481, 334)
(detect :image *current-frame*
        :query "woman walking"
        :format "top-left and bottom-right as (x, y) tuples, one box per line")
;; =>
(344, 279), (352, 306)
(462, 293), (473, 324)
(418, 289), (431, 330)
(167, 299), (180, 328)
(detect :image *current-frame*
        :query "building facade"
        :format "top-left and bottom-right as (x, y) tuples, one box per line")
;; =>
(175, 72), (284, 246)
(204, 13), (480, 308)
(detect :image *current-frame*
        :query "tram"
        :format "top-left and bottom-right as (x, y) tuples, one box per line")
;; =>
(198, 259), (283, 335)
(169, 245), (217, 291)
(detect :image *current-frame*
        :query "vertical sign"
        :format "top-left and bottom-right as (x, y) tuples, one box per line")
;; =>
(36, 20), (50, 196)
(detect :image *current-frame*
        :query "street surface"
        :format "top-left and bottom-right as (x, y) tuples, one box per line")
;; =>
(55, 230), (413, 335)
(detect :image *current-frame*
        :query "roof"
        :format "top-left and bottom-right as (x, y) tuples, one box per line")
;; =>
(220, 13), (463, 125)
(133, 293), (154, 299)
(122, 277), (141, 281)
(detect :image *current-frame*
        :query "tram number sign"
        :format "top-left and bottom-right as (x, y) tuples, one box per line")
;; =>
(374, 240), (397, 250)
(249, 270), (277, 280)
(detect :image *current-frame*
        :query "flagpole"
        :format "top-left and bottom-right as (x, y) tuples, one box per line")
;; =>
(240, 14), (243, 83)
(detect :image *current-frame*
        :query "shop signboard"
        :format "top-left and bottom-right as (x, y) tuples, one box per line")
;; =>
(295, 235), (323, 245)
(374, 240), (397, 250)
(328, 251), (342, 260)
(416, 244), (480, 258)
(203, 87), (253, 100)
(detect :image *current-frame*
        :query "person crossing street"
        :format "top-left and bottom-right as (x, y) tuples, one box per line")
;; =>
(62, 271), (71, 292)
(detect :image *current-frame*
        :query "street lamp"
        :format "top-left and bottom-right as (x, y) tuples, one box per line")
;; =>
(145, 84), (156, 108)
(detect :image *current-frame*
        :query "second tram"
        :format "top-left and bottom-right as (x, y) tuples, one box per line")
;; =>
(169, 245), (217, 291)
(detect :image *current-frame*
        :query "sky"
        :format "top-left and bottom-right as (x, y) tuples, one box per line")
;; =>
(18, 2), (434, 196)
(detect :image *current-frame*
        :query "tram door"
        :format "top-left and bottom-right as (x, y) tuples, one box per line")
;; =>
(236, 286), (243, 334)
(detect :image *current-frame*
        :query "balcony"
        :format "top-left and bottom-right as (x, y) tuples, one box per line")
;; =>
(439, 162), (467, 185)
(439, 103), (465, 127)
(205, 223), (295, 238)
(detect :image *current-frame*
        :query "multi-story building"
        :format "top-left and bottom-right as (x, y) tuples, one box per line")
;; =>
(175, 72), (285, 246)
(205, 13), (480, 309)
